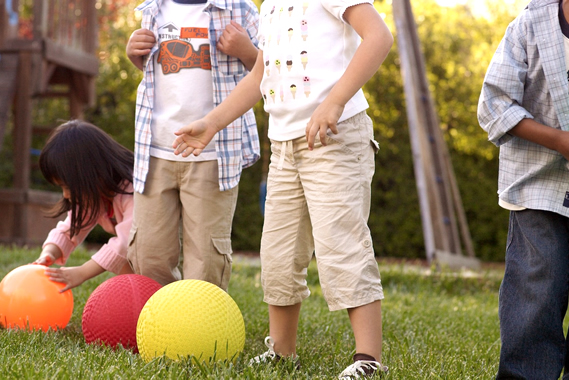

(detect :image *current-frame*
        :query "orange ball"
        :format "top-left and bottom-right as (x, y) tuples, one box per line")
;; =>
(0, 265), (73, 332)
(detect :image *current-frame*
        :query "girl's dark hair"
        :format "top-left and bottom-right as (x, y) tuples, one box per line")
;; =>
(39, 120), (134, 237)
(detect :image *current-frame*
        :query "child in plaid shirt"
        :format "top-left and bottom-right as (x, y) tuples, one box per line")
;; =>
(126, 0), (260, 290)
(478, 0), (569, 377)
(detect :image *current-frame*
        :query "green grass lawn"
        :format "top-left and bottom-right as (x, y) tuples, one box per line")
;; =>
(0, 245), (505, 379)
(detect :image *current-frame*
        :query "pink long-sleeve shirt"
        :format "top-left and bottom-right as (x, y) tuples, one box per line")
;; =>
(42, 182), (134, 274)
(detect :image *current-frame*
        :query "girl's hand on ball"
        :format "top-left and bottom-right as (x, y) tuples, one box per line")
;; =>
(45, 267), (84, 292)
(33, 244), (62, 266)
(45, 260), (105, 292)
(33, 252), (56, 266)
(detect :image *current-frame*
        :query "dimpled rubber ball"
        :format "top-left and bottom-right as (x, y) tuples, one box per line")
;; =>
(0, 265), (73, 332)
(137, 279), (245, 363)
(82, 274), (162, 352)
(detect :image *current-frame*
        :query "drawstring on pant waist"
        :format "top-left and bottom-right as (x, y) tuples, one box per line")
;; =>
(277, 140), (291, 170)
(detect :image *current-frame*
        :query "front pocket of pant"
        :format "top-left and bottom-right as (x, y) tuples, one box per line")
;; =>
(128, 226), (137, 248)
(370, 139), (380, 154)
(126, 226), (138, 272)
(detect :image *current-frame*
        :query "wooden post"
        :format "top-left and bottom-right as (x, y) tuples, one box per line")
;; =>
(392, 0), (479, 269)
(33, 0), (48, 40)
(12, 50), (34, 243)
(392, 0), (436, 263)
(1, 0), (19, 46)
(0, 0), (20, 147)
(84, 0), (98, 53)
(0, 0), (99, 246)
(84, 0), (98, 107)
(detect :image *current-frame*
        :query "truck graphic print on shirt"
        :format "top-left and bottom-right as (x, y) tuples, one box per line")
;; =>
(157, 24), (211, 75)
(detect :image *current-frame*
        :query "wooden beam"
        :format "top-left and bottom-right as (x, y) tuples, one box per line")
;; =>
(0, 188), (61, 205)
(392, 0), (478, 268)
(1, 39), (42, 52)
(0, 51), (18, 149)
(392, 0), (438, 262)
(43, 38), (99, 76)
(12, 50), (34, 242)
(13, 52), (33, 190)
(0, 189), (64, 247)
(84, 0), (98, 53)
(0, 0), (19, 47)
(33, 0), (49, 40)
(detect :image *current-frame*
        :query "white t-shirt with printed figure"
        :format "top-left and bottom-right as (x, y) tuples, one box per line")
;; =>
(151, 0), (216, 162)
(257, 0), (372, 142)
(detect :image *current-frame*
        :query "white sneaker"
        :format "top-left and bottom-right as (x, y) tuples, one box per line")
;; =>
(338, 360), (388, 379)
(249, 336), (278, 365)
(248, 336), (300, 369)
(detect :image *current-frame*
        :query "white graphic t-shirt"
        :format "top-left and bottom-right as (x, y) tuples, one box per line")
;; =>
(151, 0), (216, 161)
(258, 0), (372, 141)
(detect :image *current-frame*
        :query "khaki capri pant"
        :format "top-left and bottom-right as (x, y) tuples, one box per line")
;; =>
(260, 111), (384, 311)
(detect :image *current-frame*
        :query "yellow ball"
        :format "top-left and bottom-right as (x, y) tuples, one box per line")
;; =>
(136, 279), (245, 363)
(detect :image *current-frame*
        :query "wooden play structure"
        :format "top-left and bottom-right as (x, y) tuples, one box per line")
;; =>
(393, 0), (479, 270)
(0, 0), (98, 245)
(0, 0), (479, 268)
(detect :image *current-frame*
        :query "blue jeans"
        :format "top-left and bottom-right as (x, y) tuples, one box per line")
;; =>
(497, 209), (569, 380)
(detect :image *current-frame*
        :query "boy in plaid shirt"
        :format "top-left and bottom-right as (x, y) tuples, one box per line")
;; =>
(478, 0), (569, 377)
(126, 0), (260, 290)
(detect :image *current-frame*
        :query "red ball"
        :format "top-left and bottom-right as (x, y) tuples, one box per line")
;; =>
(82, 274), (161, 352)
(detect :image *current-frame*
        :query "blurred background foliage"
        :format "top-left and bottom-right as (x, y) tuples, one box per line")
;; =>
(1, 0), (530, 261)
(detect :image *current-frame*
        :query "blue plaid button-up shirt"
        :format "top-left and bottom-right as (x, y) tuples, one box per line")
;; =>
(133, 0), (261, 193)
(478, 0), (569, 217)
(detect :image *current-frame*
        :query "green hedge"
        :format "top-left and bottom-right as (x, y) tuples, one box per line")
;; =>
(1, 0), (520, 262)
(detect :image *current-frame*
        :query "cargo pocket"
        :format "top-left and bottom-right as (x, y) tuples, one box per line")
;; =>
(212, 235), (233, 260)
(211, 235), (233, 291)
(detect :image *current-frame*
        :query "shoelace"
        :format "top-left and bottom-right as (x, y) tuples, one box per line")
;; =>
(249, 336), (277, 364)
(338, 360), (388, 379)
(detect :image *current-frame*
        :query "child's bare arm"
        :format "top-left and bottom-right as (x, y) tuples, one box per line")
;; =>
(509, 118), (569, 160)
(306, 3), (393, 149)
(126, 29), (156, 71)
(45, 260), (105, 292)
(172, 50), (265, 157)
(217, 21), (259, 71)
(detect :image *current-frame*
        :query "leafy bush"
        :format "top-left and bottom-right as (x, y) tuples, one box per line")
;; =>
(2, 0), (525, 261)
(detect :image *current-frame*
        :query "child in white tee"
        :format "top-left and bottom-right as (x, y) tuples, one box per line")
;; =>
(172, 1), (393, 377)
(125, 0), (260, 290)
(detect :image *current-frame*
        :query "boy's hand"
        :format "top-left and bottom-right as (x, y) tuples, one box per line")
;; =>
(126, 28), (156, 70)
(217, 21), (258, 70)
(217, 21), (250, 57)
(173, 119), (219, 157)
(45, 266), (84, 292)
(305, 100), (343, 150)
